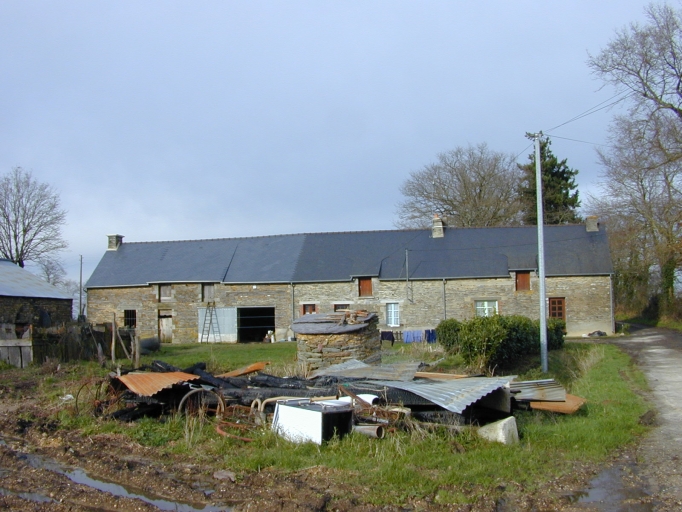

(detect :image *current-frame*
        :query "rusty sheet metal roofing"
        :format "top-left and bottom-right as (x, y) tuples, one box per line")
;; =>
(116, 372), (201, 397)
(368, 376), (514, 414)
(511, 379), (566, 402)
(309, 359), (419, 381)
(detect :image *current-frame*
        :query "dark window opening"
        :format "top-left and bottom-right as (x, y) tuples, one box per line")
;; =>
(124, 310), (137, 328)
(358, 277), (373, 297)
(516, 271), (531, 291)
(237, 307), (275, 343)
(334, 304), (350, 312)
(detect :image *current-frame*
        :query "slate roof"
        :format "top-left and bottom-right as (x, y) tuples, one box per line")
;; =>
(85, 225), (612, 288)
(0, 259), (72, 300)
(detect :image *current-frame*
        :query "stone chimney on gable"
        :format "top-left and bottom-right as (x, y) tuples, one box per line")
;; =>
(585, 216), (599, 232)
(107, 234), (124, 250)
(432, 215), (444, 238)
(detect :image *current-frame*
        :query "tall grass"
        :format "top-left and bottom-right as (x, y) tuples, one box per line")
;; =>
(47, 341), (649, 507)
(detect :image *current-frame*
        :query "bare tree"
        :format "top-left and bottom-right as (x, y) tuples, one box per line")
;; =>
(589, 4), (682, 121)
(588, 115), (682, 312)
(37, 257), (67, 287)
(588, 3), (682, 316)
(396, 143), (523, 228)
(0, 167), (68, 267)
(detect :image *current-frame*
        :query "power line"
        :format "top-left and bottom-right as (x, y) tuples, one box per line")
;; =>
(543, 90), (635, 133)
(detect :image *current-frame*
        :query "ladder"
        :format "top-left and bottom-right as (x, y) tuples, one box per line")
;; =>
(201, 301), (221, 343)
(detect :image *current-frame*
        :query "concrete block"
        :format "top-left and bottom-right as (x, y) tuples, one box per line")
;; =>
(478, 416), (519, 445)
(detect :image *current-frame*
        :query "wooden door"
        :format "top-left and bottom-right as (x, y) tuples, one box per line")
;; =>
(159, 316), (173, 343)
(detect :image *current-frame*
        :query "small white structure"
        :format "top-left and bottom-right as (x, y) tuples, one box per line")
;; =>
(478, 417), (519, 445)
(271, 399), (353, 444)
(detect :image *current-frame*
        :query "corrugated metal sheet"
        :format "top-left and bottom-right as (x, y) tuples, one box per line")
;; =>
(117, 372), (200, 397)
(511, 379), (566, 402)
(369, 377), (514, 414)
(0, 260), (71, 299)
(310, 360), (419, 381)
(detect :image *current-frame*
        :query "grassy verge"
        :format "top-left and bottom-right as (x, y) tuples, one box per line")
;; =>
(3, 340), (649, 507)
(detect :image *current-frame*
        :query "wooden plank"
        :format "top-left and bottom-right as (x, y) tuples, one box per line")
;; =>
(216, 361), (270, 378)
(414, 371), (470, 380)
(530, 393), (586, 414)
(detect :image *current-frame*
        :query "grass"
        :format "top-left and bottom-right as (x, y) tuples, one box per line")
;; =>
(616, 313), (682, 332)
(1, 339), (650, 507)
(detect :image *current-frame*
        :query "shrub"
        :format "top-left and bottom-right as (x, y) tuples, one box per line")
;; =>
(436, 315), (566, 372)
(546, 318), (566, 351)
(435, 319), (462, 352)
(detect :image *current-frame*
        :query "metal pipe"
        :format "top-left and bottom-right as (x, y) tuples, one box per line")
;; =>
(534, 133), (548, 372)
(353, 424), (385, 439)
(442, 279), (446, 320)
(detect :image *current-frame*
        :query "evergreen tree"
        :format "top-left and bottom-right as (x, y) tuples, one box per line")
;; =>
(518, 135), (581, 225)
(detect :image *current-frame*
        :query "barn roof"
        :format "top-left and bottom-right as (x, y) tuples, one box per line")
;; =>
(85, 224), (612, 288)
(0, 259), (72, 299)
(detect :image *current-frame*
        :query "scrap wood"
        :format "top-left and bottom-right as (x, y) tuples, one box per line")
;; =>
(414, 372), (469, 380)
(530, 394), (586, 414)
(216, 423), (253, 442)
(216, 361), (270, 378)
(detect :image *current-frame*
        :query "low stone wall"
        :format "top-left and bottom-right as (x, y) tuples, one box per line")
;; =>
(296, 315), (380, 374)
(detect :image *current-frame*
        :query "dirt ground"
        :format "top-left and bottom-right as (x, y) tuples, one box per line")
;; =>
(0, 328), (680, 512)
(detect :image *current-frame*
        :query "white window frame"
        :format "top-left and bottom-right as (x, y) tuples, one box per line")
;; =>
(386, 303), (400, 327)
(475, 300), (498, 317)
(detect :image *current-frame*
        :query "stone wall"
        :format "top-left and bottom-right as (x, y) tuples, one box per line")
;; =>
(87, 273), (613, 343)
(296, 315), (381, 374)
(0, 296), (73, 327)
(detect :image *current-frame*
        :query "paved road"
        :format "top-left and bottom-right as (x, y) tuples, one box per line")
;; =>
(572, 326), (682, 511)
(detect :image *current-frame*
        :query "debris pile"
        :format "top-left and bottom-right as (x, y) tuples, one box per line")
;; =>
(98, 358), (586, 444)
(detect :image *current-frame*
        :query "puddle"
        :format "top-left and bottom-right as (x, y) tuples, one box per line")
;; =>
(573, 465), (655, 511)
(2, 438), (229, 511)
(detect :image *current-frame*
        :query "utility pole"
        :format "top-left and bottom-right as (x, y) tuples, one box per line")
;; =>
(534, 133), (548, 373)
(79, 255), (83, 320)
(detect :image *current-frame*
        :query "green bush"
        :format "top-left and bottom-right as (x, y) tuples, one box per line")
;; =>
(436, 315), (566, 372)
(546, 318), (566, 350)
(435, 318), (462, 352)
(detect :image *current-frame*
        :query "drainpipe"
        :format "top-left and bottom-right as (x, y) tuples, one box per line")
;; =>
(290, 283), (295, 323)
(442, 279), (446, 320)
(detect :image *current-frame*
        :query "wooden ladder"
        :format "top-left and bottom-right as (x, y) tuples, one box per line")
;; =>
(201, 301), (221, 343)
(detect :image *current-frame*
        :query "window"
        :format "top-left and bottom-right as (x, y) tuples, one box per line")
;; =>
(386, 303), (400, 327)
(159, 284), (172, 302)
(515, 271), (531, 291)
(123, 310), (137, 328)
(475, 300), (498, 317)
(549, 298), (566, 321)
(302, 304), (317, 315)
(358, 277), (373, 297)
(202, 284), (215, 302)
(334, 304), (350, 312)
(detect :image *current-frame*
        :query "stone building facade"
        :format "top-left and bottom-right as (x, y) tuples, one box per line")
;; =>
(86, 219), (614, 342)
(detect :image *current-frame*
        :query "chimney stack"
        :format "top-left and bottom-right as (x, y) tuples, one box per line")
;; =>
(585, 216), (599, 232)
(432, 215), (444, 238)
(107, 234), (124, 250)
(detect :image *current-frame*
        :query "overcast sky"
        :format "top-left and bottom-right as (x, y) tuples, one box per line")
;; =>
(0, 1), (654, 282)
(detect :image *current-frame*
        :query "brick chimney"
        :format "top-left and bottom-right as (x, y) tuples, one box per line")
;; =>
(432, 215), (444, 238)
(107, 234), (124, 250)
(585, 216), (599, 232)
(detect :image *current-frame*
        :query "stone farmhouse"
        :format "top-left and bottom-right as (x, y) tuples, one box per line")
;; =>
(85, 217), (613, 343)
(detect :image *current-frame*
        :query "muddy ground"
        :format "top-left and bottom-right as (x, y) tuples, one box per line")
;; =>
(0, 327), (680, 511)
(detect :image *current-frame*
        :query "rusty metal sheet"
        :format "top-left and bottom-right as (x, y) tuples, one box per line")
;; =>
(511, 379), (566, 402)
(117, 372), (200, 397)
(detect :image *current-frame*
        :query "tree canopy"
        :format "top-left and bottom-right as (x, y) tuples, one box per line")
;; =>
(396, 143), (522, 228)
(0, 167), (68, 268)
(518, 135), (581, 225)
(588, 3), (682, 316)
